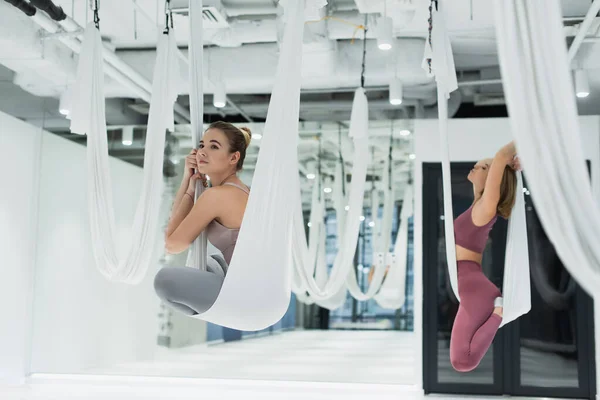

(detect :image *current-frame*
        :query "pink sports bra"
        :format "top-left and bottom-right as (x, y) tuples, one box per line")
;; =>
(454, 204), (497, 254)
(205, 182), (249, 264)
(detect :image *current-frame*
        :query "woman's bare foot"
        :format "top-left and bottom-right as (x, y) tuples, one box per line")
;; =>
(493, 307), (503, 318)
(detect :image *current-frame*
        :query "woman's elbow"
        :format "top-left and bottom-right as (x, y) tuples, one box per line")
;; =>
(164, 237), (188, 255)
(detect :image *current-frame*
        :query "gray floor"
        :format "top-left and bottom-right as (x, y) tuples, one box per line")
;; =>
(86, 330), (418, 385)
(437, 339), (579, 387)
(1, 330), (587, 399)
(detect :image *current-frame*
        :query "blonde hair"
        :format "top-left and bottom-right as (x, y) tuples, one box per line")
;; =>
(497, 166), (517, 219)
(239, 127), (252, 149)
(205, 121), (252, 170)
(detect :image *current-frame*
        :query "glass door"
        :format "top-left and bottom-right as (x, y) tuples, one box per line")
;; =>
(422, 162), (506, 396)
(422, 163), (596, 399)
(504, 177), (596, 399)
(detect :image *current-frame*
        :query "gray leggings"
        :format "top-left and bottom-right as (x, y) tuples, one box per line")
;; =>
(154, 254), (228, 316)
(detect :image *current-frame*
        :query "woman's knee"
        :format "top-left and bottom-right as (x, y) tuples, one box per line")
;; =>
(450, 353), (478, 373)
(154, 267), (177, 299)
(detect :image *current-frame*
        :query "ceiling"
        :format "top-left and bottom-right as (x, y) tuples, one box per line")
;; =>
(0, 0), (599, 207)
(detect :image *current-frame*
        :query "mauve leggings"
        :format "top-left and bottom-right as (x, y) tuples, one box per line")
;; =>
(450, 260), (502, 372)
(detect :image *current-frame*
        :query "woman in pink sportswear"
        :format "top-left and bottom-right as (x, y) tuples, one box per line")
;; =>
(450, 140), (520, 372)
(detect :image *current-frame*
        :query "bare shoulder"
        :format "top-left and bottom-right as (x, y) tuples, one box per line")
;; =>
(210, 184), (249, 195)
(207, 185), (249, 208)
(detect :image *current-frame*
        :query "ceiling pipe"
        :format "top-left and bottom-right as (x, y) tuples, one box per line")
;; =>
(457, 78), (502, 87)
(568, 0), (600, 63)
(28, 12), (191, 123)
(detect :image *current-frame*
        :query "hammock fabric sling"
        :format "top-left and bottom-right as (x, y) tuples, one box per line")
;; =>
(492, 0), (600, 387)
(70, 24), (180, 284)
(185, 0), (328, 331)
(426, 1), (531, 326)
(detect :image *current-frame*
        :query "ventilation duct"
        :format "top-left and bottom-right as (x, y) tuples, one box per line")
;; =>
(3, 0), (66, 20)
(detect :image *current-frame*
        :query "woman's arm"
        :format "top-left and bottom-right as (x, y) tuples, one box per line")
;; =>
(165, 189), (220, 254)
(169, 175), (191, 221)
(479, 141), (516, 214)
(166, 170), (208, 241)
(167, 149), (197, 228)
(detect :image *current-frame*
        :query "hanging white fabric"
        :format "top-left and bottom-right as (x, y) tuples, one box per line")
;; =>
(291, 163), (348, 310)
(370, 189), (381, 248)
(190, 0), (310, 331)
(427, 1), (530, 326)
(70, 24), (179, 284)
(333, 159), (348, 241)
(307, 173), (326, 278)
(424, 1), (460, 300)
(500, 172), (530, 326)
(345, 166), (395, 301)
(375, 185), (413, 310)
(186, 0), (209, 272)
(291, 88), (370, 301)
(291, 173), (326, 305)
(494, 0), (600, 301)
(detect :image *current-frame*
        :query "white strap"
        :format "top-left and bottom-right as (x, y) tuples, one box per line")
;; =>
(438, 88), (460, 301)
(494, 0), (600, 308)
(291, 88), (370, 301)
(374, 185), (413, 309)
(70, 25), (178, 283)
(430, 1), (531, 325)
(187, 0), (209, 272)
(192, 0), (310, 331)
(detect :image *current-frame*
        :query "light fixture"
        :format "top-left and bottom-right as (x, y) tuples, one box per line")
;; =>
(359, 215), (365, 221)
(368, 221), (375, 227)
(389, 78), (403, 105)
(59, 89), (71, 116)
(122, 126), (134, 146)
(307, 222), (312, 227)
(323, 187), (332, 193)
(251, 133), (262, 140)
(378, 16), (393, 51)
(399, 129), (411, 136)
(213, 81), (226, 108)
(575, 69), (590, 98)
(345, 205), (350, 211)
(409, 153), (416, 160)
(306, 173), (316, 180)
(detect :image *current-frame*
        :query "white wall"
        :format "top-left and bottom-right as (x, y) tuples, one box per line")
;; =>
(0, 111), (42, 384)
(0, 108), (171, 379)
(413, 116), (600, 394)
(28, 130), (164, 373)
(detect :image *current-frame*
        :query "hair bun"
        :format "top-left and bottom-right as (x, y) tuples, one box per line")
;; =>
(240, 127), (252, 149)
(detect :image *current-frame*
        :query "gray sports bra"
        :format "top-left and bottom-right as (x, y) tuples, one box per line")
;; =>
(205, 182), (249, 265)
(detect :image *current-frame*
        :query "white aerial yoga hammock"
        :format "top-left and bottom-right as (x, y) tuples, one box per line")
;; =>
(345, 160), (394, 302)
(374, 184), (413, 310)
(291, 87), (371, 303)
(185, 0), (315, 331)
(493, 0), (600, 388)
(296, 159), (349, 310)
(426, 1), (530, 327)
(291, 172), (326, 305)
(185, 0), (209, 273)
(70, 24), (180, 284)
(493, 0), (600, 301)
